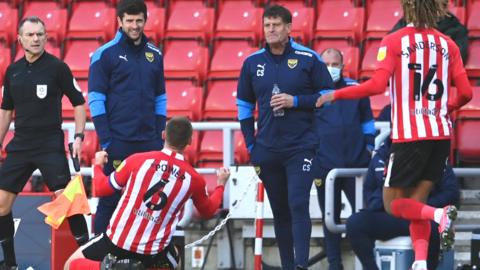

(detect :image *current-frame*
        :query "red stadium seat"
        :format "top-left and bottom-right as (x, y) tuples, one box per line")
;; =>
(467, 0), (480, 37)
(449, 5), (466, 24)
(204, 79), (238, 120)
(166, 1), (214, 43)
(454, 87), (480, 165)
(198, 130), (248, 166)
(315, 0), (365, 44)
(63, 39), (102, 78)
(143, 4), (165, 44)
(466, 39), (480, 78)
(270, 1), (314, 43)
(215, 0), (263, 42)
(165, 80), (203, 121)
(369, 88), (390, 118)
(61, 88), (88, 119)
(209, 40), (258, 79)
(22, 1), (67, 45)
(184, 130), (201, 166)
(360, 39), (381, 79)
(0, 3), (18, 46)
(0, 46), (11, 81)
(67, 1), (116, 41)
(163, 40), (209, 82)
(313, 39), (360, 79)
(365, 0), (402, 39)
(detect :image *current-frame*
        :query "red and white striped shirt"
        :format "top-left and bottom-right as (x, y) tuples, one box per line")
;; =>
(93, 148), (224, 255)
(334, 26), (471, 142)
(376, 26), (465, 141)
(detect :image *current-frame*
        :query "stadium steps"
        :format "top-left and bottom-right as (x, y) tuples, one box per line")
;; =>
(455, 176), (480, 267)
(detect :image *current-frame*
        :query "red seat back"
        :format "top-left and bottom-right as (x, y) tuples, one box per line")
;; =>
(23, 1), (67, 45)
(166, 80), (203, 121)
(215, 0), (262, 42)
(466, 39), (480, 78)
(204, 80), (238, 120)
(166, 1), (214, 43)
(163, 40), (209, 82)
(63, 39), (102, 78)
(68, 2), (116, 41)
(313, 39), (360, 79)
(366, 0), (401, 39)
(0, 3), (18, 46)
(209, 40), (258, 79)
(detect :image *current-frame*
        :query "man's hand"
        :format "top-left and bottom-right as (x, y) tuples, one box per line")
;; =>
(94, 151), (108, 166)
(316, 92), (335, 108)
(270, 93), (294, 111)
(216, 167), (231, 186)
(72, 137), (82, 161)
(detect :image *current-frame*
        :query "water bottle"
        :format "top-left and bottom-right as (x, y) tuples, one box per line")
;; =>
(272, 83), (284, 117)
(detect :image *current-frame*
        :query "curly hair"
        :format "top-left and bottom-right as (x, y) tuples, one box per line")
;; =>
(401, 0), (446, 28)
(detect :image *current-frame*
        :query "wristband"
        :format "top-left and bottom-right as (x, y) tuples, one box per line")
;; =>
(74, 133), (85, 142)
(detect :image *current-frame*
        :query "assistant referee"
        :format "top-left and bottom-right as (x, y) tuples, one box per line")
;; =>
(0, 16), (89, 269)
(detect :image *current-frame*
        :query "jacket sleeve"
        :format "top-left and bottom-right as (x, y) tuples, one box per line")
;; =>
(364, 155), (386, 211)
(426, 165), (460, 207)
(359, 97), (376, 150)
(294, 56), (334, 109)
(236, 60), (256, 152)
(88, 50), (113, 149)
(155, 53), (167, 139)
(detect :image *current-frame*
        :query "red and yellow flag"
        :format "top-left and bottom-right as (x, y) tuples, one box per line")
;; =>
(38, 175), (91, 229)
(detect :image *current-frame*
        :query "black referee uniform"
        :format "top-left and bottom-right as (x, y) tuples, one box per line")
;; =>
(0, 51), (85, 192)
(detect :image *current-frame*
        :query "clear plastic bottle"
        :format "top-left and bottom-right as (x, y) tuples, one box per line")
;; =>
(272, 83), (284, 117)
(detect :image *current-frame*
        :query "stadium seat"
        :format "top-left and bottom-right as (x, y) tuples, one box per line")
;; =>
(215, 0), (263, 42)
(466, 39), (480, 78)
(467, 0), (480, 37)
(449, 5), (465, 24)
(15, 41), (61, 61)
(209, 40), (258, 79)
(165, 80), (203, 121)
(198, 130), (248, 166)
(61, 88), (88, 119)
(63, 39), (102, 78)
(22, 1), (67, 45)
(67, 1), (116, 41)
(166, 1), (214, 43)
(454, 86), (480, 165)
(0, 46), (11, 81)
(313, 39), (360, 79)
(365, 0), (402, 39)
(270, 1), (314, 43)
(203, 79), (238, 120)
(184, 130), (201, 166)
(0, 3), (18, 46)
(369, 88), (390, 118)
(163, 40), (209, 82)
(143, 3), (165, 44)
(314, 0), (365, 44)
(360, 39), (381, 79)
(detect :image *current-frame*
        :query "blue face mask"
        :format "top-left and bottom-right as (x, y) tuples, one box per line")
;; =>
(327, 66), (342, 83)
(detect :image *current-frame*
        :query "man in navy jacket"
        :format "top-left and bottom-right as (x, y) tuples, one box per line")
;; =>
(314, 48), (376, 270)
(236, 5), (334, 269)
(88, 0), (166, 233)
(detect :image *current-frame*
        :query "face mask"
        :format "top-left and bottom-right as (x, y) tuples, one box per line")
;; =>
(327, 66), (342, 83)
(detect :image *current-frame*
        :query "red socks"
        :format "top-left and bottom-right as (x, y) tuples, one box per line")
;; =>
(410, 220), (431, 261)
(69, 258), (101, 270)
(390, 198), (436, 221)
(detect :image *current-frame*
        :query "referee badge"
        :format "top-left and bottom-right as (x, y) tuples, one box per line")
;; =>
(287, 59), (298, 69)
(145, 52), (154, 62)
(36, 84), (47, 99)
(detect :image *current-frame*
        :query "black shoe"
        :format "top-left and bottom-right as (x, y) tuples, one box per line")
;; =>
(0, 261), (18, 270)
(100, 254), (145, 270)
(74, 233), (90, 246)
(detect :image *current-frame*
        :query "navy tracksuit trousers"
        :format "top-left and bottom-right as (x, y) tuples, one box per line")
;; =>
(251, 144), (316, 270)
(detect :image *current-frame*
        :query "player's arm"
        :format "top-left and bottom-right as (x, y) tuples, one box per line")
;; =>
(449, 45), (473, 111)
(88, 51), (113, 150)
(236, 61), (256, 153)
(92, 151), (131, 196)
(191, 168), (230, 219)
